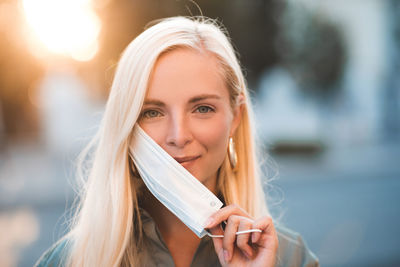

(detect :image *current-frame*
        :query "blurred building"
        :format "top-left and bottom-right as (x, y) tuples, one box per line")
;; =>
(255, 0), (400, 151)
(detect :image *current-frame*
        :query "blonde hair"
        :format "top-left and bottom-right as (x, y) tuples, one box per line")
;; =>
(66, 16), (268, 267)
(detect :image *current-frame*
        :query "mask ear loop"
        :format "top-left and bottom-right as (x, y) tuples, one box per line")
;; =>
(206, 220), (262, 238)
(206, 229), (262, 238)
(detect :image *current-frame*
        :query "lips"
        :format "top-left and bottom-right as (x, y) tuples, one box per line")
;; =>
(173, 155), (200, 164)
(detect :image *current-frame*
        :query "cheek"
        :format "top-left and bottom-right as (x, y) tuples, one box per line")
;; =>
(138, 122), (166, 147)
(194, 114), (232, 153)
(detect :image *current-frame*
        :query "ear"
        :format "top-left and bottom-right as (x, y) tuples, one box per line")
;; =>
(229, 93), (245, 137)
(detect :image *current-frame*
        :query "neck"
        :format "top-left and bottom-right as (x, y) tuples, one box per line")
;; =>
(141, 188), (196, 239)
(139, 173), (219, 266)
(140, 170), (219, 237)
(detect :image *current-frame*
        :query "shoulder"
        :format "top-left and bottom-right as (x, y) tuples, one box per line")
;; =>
(34, 238), (70, 267)
(275, 224), (320, 267)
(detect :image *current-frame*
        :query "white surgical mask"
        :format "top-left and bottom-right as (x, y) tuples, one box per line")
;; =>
(129, 125), (223, 238)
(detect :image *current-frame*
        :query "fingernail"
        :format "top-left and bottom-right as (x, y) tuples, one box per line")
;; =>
(244, 250), (252, 259)
(252, 232), (259, 243)
(223, 250), (230, 262)
(204, 217), (214, 228)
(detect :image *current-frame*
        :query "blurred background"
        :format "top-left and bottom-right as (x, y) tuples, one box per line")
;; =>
(0, 0), (399, 266)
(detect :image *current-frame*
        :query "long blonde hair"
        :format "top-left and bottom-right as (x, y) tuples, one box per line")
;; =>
(66, 16), (268, 267)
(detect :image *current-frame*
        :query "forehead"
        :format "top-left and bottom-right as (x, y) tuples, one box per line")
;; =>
(145, 48), (229, 101)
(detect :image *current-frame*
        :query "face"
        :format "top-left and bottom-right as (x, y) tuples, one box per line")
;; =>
(138, 48), (241, 192)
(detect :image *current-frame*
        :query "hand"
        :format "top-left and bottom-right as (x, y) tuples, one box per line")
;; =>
(205, 204), (278, 267)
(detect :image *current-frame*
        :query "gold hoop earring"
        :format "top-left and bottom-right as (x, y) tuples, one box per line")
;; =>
(228, 137), (238, 171)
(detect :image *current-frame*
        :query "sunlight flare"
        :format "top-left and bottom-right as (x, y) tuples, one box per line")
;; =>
(22, 0), (101, 61)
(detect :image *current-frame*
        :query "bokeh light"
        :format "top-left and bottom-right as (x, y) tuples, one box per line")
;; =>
(21, 0), (101, 61)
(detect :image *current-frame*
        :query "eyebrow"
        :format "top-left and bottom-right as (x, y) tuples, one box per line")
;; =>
(189, 94), (221, 103)
(142, 99), (165, 107)
(143, 94), (221, 106)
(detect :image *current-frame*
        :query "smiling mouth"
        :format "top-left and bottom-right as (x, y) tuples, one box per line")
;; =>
(173, 155), (201, 164)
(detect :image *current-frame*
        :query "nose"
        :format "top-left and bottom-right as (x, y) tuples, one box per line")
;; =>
(166, 113), (193, 148)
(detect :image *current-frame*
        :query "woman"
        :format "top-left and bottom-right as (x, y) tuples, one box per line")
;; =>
(36, 17), (319, 266)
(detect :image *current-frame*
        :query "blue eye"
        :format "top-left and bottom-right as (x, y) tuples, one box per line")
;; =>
(196, 106), (214, 113)
(142, 110), (161, 118)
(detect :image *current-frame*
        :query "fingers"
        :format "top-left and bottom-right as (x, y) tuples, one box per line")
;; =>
(212, 215), (254, 263)
(206, 205), (278, 265)
(206, 205), (255, 263)
(204, 204), (249, 229)
(236, 217), (254, 258)
(208, 225), (226, 264)
(252, 216), (278, 252)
